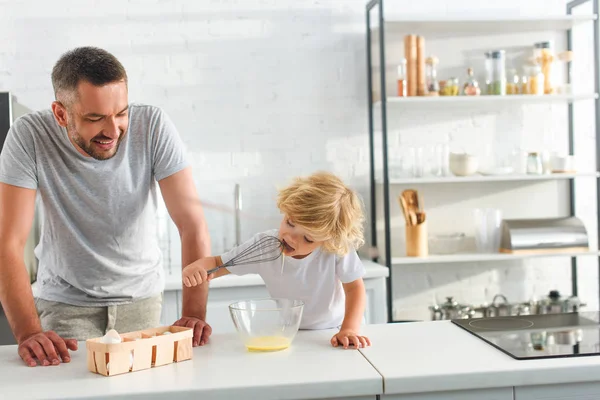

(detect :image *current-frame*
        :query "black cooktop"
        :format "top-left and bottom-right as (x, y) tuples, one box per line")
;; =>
(452, 312), (600, 360)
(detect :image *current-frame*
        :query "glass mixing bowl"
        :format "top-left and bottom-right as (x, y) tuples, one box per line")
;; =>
(229, 298), (304, 352)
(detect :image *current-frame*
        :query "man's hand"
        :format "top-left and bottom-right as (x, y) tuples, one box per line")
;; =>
(331, 329), (371, 350)
(173, 316), (212, 347)
(18, 331), (78, 367)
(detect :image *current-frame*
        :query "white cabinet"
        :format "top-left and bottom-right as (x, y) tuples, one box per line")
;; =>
(383, 387), (513, 400)
(514, 382), (600, 400)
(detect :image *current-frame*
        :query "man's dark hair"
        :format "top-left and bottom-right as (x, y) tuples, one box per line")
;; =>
(51, 46), (127, 102)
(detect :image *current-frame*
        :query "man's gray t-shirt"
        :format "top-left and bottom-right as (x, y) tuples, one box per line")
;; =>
(0, 103), (188, 306)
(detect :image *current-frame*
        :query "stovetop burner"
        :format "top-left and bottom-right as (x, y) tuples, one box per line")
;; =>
(452, 312), (600, 360)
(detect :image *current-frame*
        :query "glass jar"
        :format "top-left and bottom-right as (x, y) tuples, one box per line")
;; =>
(484, 52), (492, 94)
(527, 65), (545, 95)
(425, 56), (440, 96)
(520, 70), (529, 94)
(506, 69), (520, 95)
(527, 152), (543, 175)
(486, 50), (506, 95)
(441, 77), (459, 96)
(462, 67), (481, 96)
(534, 41), (554, 94)
(397, 59), (407, 97)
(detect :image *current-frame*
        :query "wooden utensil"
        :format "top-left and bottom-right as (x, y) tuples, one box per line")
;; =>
(401, 190), (416, 225)
(398, 196), (411, 225)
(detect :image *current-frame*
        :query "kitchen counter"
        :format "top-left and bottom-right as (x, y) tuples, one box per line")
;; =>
(3, 321), (600, 399)
(0, 329), (382, 400)
(358, 321), (600, 398)
(164, 259), (389, 291)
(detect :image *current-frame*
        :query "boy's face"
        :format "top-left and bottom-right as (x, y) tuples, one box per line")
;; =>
(278, 216), (324, 259)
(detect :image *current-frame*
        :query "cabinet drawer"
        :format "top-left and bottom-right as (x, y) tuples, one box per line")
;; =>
(515, 382), (600, 400)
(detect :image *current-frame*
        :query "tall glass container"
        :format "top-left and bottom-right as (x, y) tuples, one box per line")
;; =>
(486, 50), (506, 95)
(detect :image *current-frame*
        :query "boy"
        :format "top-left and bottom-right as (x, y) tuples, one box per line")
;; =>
(183, 172), (371, 349)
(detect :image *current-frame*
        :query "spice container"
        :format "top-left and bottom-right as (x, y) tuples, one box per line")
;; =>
(534, 41), (554, 94)
(462, 68), (480, 96)
(506, 69), (520, 95)
(486, 50), (506, 95)
(397, 59), (407, 97)
(527, 152), (543, 175)
(425, 56), (440, 96)
(527, 65), (545, 95)
(441, 77), (459, 96)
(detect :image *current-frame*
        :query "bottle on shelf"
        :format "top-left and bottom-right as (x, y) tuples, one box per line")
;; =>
(397, 58), (407, 97)
(425, 56), (440, 96)
(462, 67), (481, 96)
(534, 41), (554, 95)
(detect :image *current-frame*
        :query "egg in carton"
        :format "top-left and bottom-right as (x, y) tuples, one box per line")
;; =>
(86, 325), (193, 377)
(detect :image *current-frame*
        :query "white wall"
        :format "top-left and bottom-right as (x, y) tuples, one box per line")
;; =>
(0, 0), (597, 320)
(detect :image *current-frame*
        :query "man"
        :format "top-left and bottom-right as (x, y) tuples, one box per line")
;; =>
(0, 47), (212, 367)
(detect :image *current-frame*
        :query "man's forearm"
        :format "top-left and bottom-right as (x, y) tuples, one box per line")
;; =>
(180, 228), (211, 319)
(0, 249), (41, 343)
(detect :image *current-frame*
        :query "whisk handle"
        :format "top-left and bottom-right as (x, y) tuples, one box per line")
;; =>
(207, 259), (232, 275)
(207, 265), (222, 275)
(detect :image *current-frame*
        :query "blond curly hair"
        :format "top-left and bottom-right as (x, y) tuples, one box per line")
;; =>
(276, 171), (365, 256)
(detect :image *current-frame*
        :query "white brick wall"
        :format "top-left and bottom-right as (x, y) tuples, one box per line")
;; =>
(0, 0), (597, 320)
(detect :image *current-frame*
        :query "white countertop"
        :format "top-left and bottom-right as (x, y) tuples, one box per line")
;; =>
(3, 321), (600, 398)
(0, 329), (382, 400)
(358, 321), (600, 395)
(164, 259), (389, 291)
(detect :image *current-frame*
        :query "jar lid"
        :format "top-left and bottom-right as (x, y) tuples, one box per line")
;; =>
(490, 50), (505, 58)
(534, 41), (551, 49)
(528, 152), (539, 156)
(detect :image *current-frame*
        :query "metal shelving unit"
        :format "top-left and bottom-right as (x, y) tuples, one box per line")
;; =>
(366, 0), (600, 323)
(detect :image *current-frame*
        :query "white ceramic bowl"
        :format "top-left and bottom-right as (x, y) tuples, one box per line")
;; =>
(449, 153), (479, 176)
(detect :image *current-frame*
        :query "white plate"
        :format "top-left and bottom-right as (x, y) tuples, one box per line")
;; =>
(479, 167), (514, 176)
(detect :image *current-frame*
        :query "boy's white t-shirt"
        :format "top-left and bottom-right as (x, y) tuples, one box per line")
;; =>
(220, 229), (366, 330)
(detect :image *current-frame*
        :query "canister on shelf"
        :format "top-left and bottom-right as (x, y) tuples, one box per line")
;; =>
(486, 50), (506, 95)
(404, 35), (418, 96)
(425, 56), (440, 95)
(506, 69), (520, 95)
(527, 64), (545, 95)
(520, 71), (529, 94)
(534, 41), (554, 94)
(397, 59), (407, 97)
(441, 77), (459, 96)
(416, 36), (427, 96)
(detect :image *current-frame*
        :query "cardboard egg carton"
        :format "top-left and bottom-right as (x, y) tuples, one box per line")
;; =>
(86, 325), (193, 377)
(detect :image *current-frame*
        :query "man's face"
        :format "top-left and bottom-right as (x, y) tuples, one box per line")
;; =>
(57, 80), (129, 160)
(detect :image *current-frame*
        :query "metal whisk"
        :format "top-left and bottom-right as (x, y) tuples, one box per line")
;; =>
(207, 235), (283, 274)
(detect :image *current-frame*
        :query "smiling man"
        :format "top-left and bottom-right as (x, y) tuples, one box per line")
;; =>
(0, 47), (212, 367)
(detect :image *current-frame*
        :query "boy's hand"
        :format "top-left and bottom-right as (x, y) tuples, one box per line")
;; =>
(182, 260), (211, 287)
(331, 329), (371, 349)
